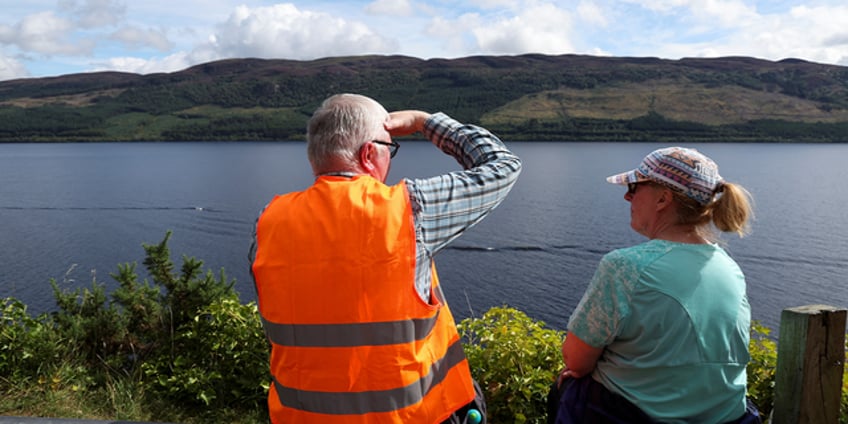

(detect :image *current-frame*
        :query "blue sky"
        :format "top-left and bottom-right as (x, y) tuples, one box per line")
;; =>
(1, 0), (847, 81)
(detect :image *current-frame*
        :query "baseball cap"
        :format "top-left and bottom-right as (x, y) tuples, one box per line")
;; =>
(606, 147), (723, 205)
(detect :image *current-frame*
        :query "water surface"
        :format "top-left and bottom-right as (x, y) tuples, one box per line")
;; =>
(1, 141), (845, 334)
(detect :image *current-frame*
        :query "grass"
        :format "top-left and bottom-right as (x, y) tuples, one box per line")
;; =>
(0, 89), (125, 108)
(103, 112), (194, 140)
(99, 105), (308, 141)
(0, 373), (268, 423)
(481, 82), (848, 127)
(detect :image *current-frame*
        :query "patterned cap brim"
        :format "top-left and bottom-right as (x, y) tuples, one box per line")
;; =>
(606, 169), (650, 185)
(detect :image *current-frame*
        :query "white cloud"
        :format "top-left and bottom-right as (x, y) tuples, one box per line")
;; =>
(618, 0), (757, 27)
(764, 4), (848, 64)
(823, 32), (848, 48)
(673, 3), (848, 65)
(424, 15), (472, 55)
(577, 1), (609, 27)
(110, 26), (172, 51)
(690, 0), (758, 27)
(96, 56), (155, 73)
(622, 0), (688, 13)
(209, 4), (397, 60)
(588, 47), (613, 57)
(471, 3), (574, 55)
(0, 55), (29, 80)
(587, 0), (848, 67)
(365, 0), (414, 17)
(467, 0), (515, 9)
(3, 0), (848, 80)
(59, 0), (126, 28)
(1, 11), (94, 56)
(94, 48), (216, 75)
(0, 26), (13, 44)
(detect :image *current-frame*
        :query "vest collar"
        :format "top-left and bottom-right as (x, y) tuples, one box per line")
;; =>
(316, 171), (358, 179)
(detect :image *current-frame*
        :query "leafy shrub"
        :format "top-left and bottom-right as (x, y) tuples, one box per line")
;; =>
(458, 306), (565, 424)
(141, 298), (268, 407)
(50, 279), (128, 374)
(747, 322), (777, 416)
(6, 234), (848, 422)
(0, 299), (65, 382)
(45, 231), (268, 412)
(457, 309), (813, 423)
(844, 339), (848, 424)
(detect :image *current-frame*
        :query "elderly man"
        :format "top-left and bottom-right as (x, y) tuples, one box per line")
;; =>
(250, 93), (521, 423)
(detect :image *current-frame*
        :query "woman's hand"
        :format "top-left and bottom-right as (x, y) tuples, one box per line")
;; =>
(556, 367), (574, 388)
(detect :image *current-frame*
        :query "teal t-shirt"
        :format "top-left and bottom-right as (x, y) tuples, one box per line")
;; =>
(568, 239), (750, 423)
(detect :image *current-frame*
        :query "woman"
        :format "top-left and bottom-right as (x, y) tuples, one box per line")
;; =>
(552, 147), (761, 423)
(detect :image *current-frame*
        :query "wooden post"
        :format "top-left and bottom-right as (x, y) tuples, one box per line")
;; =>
(771, 305), (846, 424)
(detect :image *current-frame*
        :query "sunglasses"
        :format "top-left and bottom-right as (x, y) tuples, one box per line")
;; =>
(627, 182), (643, 195)
(371, 140), (400, 158)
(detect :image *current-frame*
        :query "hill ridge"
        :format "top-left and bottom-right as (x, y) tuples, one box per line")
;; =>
(1, 54), (847, 142)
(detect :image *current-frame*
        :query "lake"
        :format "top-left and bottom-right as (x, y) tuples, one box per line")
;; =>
(1, 141), (846, 334)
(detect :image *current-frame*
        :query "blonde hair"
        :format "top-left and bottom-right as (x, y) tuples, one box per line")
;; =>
(672, 182), (754, 241)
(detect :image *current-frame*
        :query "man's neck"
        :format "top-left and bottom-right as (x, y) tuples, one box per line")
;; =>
(316, 171), (359, 178)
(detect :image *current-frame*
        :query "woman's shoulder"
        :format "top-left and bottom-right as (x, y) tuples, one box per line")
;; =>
(606, 239), (673, 262)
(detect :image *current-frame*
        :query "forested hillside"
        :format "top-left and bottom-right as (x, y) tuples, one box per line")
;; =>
(1, 54), (847, 142)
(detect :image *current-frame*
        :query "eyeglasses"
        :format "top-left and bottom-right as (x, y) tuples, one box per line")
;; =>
(371, 140), (399, 158)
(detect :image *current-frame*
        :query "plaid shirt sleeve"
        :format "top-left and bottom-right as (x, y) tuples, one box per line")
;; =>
(404, 112), (522, 300)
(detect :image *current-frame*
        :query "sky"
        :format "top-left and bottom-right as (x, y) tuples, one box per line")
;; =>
(1, 0), (847, 82)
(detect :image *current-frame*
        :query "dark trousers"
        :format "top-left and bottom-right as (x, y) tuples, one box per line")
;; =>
(547, 376), (653, 424)
(546, 376), (763, 424)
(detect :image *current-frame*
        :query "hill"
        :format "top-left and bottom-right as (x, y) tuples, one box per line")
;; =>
(1, 54), (847, 142)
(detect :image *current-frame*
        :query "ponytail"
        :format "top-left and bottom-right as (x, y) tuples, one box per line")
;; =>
(671, 181), (754, 241)
(709, 182), (754, 237)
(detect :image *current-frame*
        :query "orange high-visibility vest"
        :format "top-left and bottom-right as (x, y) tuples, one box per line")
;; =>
(252, 175), (475, 423)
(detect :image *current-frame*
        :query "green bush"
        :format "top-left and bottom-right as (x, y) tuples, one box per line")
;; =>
(140, 298), (268, 407)
(457, 308), (829, 423)
(747, 322), (777, 416)
(0, 299), (66, 382)
(5, 234), (848, 422)
(42, 231), (269, 417)
(50, 278), (128, 374)
(844, 339), (848, 424)
(458, 306), (565, 424)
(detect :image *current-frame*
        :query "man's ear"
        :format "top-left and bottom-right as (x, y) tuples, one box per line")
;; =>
(358, 142), (376, 173)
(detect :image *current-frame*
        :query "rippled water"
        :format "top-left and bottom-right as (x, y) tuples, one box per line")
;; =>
(1, 141), (845, 334)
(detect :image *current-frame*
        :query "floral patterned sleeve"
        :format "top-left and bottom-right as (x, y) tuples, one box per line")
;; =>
(567, 250), (638, 348)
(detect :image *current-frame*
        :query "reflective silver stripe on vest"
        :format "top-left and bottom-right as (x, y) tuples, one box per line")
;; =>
(273, 339), (467, 415)
(261, 310), (441, 347)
